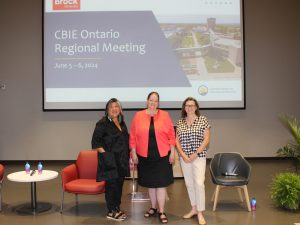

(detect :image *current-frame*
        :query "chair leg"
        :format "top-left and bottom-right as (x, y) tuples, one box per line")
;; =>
(132, 165), (136, 193)
(213, 185), (220, 211)
(136, 183), (139, 192)
(211, 188), (216, 202)
(60, 190), (64, 213)
(237, 187), (244, 202)
(242, 185), (251, 212)
(0, 181), (2, 212)
(75, 194), (79, 205)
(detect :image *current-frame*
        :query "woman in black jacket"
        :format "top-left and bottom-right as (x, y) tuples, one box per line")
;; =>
(92, 98), (130, 221)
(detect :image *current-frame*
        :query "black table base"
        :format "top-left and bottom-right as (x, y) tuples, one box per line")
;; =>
(15, 182), (52, 214)
(15, 202), (52, 214)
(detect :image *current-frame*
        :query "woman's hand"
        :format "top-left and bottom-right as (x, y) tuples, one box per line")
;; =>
(169, 150), (175, 164)
(182, 153), (191, 163)
(97, 148), (105, 153)
(189, 152), (198, 162)
(131, 149), (139, 164)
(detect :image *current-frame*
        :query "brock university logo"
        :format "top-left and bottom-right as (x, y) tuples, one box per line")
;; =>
(53, 0), (80, 10)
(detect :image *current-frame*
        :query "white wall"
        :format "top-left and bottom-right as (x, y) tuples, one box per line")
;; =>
(0, 0), (300, 160)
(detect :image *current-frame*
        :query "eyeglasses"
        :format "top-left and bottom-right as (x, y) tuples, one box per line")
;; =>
(185, 105), (196, 108)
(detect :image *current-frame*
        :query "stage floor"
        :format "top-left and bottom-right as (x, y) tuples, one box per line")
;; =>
(0, 159), (299, 225)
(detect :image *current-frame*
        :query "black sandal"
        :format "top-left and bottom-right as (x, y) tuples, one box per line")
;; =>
(158, 212), (168, 224)
(118, 210), (127, 219)
(144, 208), (157, 218)
(106, 211), (126, 221)
(115, 206), (127, 219)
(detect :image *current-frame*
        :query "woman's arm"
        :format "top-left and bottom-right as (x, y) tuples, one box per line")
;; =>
(197, 128), (210, 153)
(129, 115), (139, 164)
(189, 128), (211, 161)
(176, 136), (191, 163)
(165, 113), (176, 163)
(169, 145), (175, 164)
(91, 122), (106, 153)
(129, 115), (137, 150)
(166, 113), (176, 147)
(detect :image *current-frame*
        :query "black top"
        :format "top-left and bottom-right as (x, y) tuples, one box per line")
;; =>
(147, 116), (160, 160)
(92, 116), (130, 181)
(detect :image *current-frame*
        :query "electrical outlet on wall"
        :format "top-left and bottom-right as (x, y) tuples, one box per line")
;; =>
(0, 81), (6, 90)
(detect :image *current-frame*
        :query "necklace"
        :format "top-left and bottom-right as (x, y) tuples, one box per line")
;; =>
(186, 116), (197, 125)
(146, 109), (158, 115)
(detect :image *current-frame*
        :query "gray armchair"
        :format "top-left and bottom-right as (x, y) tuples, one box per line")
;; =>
(210, 152), (251, 211)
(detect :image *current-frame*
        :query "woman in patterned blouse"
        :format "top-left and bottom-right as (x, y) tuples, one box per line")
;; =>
(176, 97), (211, 225)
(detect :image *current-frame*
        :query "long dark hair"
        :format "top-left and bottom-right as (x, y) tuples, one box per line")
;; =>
(105, 98), (124, 123)
(181, 97), (200, 118)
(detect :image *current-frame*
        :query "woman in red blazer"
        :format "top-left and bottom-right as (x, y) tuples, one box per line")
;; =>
(130, 92), (176, 224)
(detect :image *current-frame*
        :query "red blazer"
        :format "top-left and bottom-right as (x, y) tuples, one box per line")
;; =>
(129, 109), (176, 157)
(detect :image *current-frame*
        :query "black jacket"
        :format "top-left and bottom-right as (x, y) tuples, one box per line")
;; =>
(92, 116), (130, 181)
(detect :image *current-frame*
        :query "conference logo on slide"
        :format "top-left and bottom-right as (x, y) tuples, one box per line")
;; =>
(198, 85), (208, 96)
(53, 0), (80, 10)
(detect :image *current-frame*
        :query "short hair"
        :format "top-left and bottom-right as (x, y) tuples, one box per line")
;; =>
(181, 97), (200, 118)
(105, 98), (124, 122)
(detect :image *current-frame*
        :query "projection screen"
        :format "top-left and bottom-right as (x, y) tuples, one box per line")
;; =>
(43, 0), (245, 110)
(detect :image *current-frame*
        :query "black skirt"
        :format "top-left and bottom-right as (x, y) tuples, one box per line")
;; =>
(137, 154), (174, 188)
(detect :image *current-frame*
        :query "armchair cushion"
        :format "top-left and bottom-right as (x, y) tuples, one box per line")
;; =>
(65, 179), (105, 194)
(214, 175), (248, 186)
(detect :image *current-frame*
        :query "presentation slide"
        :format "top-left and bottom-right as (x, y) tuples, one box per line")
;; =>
(43, 0), (245, 110)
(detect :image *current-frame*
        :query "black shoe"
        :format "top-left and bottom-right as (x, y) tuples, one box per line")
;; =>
(106, 210), (125, 221)
(158, 212), (168, 224)
(144, 208), (157, 218)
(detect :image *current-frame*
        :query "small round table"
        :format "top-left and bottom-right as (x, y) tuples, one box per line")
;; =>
(7, 170), (58, 214)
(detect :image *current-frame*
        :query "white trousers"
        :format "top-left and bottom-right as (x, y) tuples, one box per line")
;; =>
(180, 157), (206, 211)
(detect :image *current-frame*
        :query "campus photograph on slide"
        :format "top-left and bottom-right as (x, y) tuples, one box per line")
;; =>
(162, 20), (241, 80)
(43, 0), (245, 110)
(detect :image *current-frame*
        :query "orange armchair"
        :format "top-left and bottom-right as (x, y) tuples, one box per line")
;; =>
(0, 163), (4, 212)
(60, 151), (105, 212)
